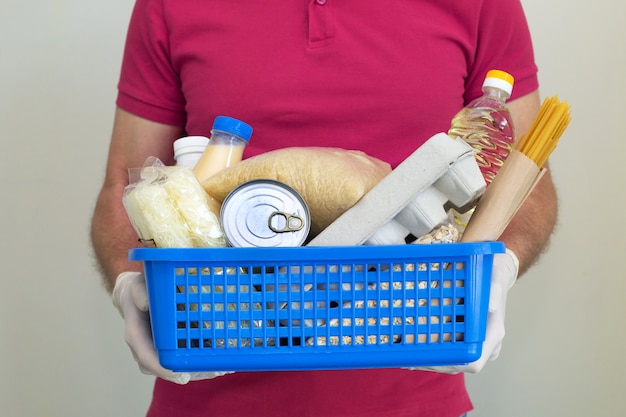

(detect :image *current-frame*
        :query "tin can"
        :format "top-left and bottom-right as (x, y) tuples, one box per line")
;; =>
(220, 179), (311, 247)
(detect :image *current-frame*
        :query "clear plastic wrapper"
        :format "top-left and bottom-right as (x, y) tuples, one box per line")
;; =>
(123, 157), (227, 248)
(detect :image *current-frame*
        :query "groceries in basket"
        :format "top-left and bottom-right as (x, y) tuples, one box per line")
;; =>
(123, 94), (570, 250)
(123, 134), (489, 250)
(125, 90), (572, 373)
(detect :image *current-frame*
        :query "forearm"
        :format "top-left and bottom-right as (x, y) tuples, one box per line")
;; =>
(498, 163), (558, 276)
(91, 180), (143, 292)
(91, 107), (183, 292)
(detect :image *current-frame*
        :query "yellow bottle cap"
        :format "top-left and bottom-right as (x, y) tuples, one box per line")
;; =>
(483, 70), (514, 95)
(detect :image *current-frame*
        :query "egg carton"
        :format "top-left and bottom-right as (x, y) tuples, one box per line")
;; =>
(307, 133), (486, 247)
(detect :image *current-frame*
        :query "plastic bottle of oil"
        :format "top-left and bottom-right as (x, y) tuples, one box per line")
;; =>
(448, 70), (515, 185)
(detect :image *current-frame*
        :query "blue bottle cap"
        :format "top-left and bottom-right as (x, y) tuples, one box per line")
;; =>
(212, 116), (253, 142)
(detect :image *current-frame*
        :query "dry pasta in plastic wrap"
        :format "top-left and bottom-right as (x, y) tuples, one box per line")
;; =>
(123, 157), (227, 248)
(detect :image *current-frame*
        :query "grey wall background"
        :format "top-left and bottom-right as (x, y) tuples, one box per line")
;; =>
(1, 1), (624, 416)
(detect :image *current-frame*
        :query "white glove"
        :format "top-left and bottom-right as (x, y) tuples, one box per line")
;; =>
(112, 272), (231, 384)
(414, 248), (519, 374)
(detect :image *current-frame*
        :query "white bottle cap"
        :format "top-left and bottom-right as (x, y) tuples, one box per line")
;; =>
(173, 136), (210, 168)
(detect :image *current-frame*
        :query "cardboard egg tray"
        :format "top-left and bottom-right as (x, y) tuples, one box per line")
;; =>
(308, 133), (486, 246)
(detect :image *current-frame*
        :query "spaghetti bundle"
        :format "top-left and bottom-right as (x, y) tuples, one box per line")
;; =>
(514, 96), (572, 168)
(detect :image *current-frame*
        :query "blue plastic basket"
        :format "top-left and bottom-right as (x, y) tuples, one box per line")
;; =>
(129, 242), (504, 372)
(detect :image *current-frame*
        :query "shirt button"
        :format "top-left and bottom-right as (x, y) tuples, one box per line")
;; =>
(315, 0), (326, 4)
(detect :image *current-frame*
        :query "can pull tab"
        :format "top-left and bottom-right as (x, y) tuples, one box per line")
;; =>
(268, 211), (305, 233)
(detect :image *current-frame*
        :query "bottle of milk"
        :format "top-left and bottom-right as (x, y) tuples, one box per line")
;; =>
(192, 116), (253, 183)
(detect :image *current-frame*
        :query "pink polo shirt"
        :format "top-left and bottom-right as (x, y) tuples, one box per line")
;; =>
(117, 1), (538, 415)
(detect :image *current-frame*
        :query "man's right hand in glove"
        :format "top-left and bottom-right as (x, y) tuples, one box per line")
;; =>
(112, 271), (231, 384)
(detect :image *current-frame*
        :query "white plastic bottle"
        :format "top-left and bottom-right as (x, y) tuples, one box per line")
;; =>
(448, 70), (515, 185)
(192, 116), (252, 183)
(173, 136), (210, 168)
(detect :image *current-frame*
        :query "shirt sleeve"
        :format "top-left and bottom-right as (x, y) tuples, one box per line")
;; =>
(464, 0), (539, 103)
(116, 0), (186, 126)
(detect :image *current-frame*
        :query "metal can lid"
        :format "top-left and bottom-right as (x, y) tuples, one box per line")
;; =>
(220, 179), (311, 247)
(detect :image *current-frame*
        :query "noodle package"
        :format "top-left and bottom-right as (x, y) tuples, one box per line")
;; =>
(123, 157), (227, 248)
